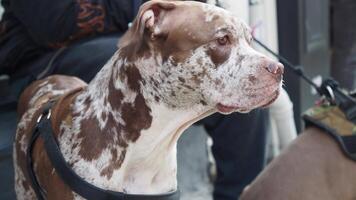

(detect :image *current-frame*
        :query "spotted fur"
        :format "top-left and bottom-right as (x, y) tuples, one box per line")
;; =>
(14, 1), (283, 199)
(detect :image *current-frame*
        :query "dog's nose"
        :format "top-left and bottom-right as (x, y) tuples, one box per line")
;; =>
(265, 62), (284, 75)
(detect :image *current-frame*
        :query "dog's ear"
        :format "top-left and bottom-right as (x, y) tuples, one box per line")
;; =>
(118, 0), (176, 60)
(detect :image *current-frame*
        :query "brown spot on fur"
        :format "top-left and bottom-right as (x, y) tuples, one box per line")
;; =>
(150, 77), (160, 88)
(153, 82), (159, 88)
(200, 100), (208, 106)
(214, 78), (222, 85)
(248, 75), (257, 84)
(237, 54), (246, 64)
(207, 46), (231, 67)
(22, 180), (30, 190)
(196, 67), (211, 80)
(248, 93), (257, 98)
(104, 97), (108, 106)
(108, 75), (124, 110)
(78, 113), (127, 161)
(170, 57), (178, 66)
(154, 95), (160, 102)
(121, 93), (152, 142)
(178, 77), (186, 83)
(100, 149), (126, 179)
(169, 51), (192, 65)
(184, 84), (194, 90)
(101, 112), (107, 122)
(119, 66), (126, 82)
(124, 64), (143, 92)
(150, 77), (155, 83)
(191, 75), (203, 85)
(197, 57), (203, 66)
(163, 71), (170, 77)
(71, 143), (78, 154)
(81, 96), (92, 113)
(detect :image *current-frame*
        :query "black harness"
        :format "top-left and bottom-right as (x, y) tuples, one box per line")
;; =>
(303, 112), (356, 161)
(26, 102), (180, 200)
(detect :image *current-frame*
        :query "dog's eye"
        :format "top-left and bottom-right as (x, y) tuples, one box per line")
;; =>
(217, 36), (229, 46)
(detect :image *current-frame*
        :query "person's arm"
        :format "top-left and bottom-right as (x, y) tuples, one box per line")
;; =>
(10, 0), (134, 47)
(269, 88), (297, 151)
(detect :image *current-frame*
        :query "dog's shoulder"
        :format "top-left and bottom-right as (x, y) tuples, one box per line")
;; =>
(17, 75), (87, 118)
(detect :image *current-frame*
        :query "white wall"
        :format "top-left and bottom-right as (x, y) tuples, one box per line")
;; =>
(249, 0), (279, 58)
(210, 0), (249, 22)
(0, 0), (3, 20)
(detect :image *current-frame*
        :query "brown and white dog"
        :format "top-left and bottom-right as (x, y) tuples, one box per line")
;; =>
(240, 127), (356, 200)
(14, 1), (283, 199)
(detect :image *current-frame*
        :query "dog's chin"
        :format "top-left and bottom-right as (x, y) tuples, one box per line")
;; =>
(216, 90), (280, 115)
(216, 103), (251, 115)
(260, 90), (280, 108)
(216, 103), (238, 114)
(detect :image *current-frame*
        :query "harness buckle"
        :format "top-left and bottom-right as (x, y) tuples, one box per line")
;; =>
(36, 109), (52, 123)
(325, 85), (336, 104)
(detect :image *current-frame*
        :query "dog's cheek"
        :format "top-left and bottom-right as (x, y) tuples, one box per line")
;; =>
(206, 45), (231, 68)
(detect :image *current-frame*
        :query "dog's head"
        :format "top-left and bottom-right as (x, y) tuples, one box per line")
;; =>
(119, 0), (283, 114)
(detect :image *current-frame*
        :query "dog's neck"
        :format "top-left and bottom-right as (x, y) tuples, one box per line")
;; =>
(58, 52), (214, 194)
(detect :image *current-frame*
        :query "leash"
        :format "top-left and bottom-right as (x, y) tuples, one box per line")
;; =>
(253, 37), (356, 124)
(253, 37), (356, 161)
(27, 102), (180, 200)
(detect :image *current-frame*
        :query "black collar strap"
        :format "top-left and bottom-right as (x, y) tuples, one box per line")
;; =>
(27, 103), (180, 200)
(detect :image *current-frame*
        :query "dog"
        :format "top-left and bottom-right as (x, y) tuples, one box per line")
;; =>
(14, 1), (283, 199)
(240, 126), (356, 200)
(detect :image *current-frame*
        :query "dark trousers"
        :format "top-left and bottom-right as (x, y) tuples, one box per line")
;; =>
(2, 34), (268, 200)
(201, 110), (268, 200)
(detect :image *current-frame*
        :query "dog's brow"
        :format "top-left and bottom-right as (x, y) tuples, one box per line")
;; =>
(215, 27), (231, 35)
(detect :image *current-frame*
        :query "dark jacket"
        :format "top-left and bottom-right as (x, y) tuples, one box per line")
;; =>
(0, 0), (136, 75)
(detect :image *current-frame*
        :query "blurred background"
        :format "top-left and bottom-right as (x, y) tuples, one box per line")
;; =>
(0, 0), (355, 200)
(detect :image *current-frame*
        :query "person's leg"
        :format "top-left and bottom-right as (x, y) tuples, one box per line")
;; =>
(202, 109), (269, 200)
(9, 33), (122, 98)
(53, 33), (121, 82)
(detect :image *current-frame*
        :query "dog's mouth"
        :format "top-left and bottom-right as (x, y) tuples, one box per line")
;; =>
(216, 103), (251, 114)
(216, 103), (240, 114)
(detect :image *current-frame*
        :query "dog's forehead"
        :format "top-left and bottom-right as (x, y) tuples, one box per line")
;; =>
(201, 3), (231, 21)
(183, 2), (247, 37)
